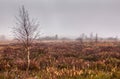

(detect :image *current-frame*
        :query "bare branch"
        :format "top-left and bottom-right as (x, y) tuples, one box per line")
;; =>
(13, 5), (40, 47)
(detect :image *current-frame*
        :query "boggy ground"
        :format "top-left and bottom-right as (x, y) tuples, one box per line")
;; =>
(0, 41), (120, 79)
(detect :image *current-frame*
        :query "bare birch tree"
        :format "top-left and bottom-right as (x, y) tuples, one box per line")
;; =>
(13, 6), (40, 71)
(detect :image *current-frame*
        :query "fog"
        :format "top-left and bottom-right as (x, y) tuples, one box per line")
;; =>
(1, 0), (120, 39)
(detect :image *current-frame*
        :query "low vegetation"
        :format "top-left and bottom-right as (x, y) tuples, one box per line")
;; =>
(0, 41), (120, 79)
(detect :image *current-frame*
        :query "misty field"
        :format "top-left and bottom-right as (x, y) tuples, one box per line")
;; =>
(0, 41), (120, 79)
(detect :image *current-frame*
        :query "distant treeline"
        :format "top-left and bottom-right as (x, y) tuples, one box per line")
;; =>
(39, 33), (118, 42)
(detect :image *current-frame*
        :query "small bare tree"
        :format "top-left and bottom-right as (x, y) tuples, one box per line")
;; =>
(95, 33), (98, 43)
(13, 6), (40, 71)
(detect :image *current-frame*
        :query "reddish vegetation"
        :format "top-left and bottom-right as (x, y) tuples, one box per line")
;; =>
(0, 41), (120, 79)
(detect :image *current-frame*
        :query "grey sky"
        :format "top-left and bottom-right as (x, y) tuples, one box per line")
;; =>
(0, 0), (120, 39)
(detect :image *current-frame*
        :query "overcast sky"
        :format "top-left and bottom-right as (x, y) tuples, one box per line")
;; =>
(1, 0), (120, 39)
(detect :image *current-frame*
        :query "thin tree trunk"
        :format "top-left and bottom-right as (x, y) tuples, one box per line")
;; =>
(26, 47), (30, 71)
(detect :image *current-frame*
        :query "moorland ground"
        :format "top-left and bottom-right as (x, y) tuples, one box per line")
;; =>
(0, 41), (120, 79)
